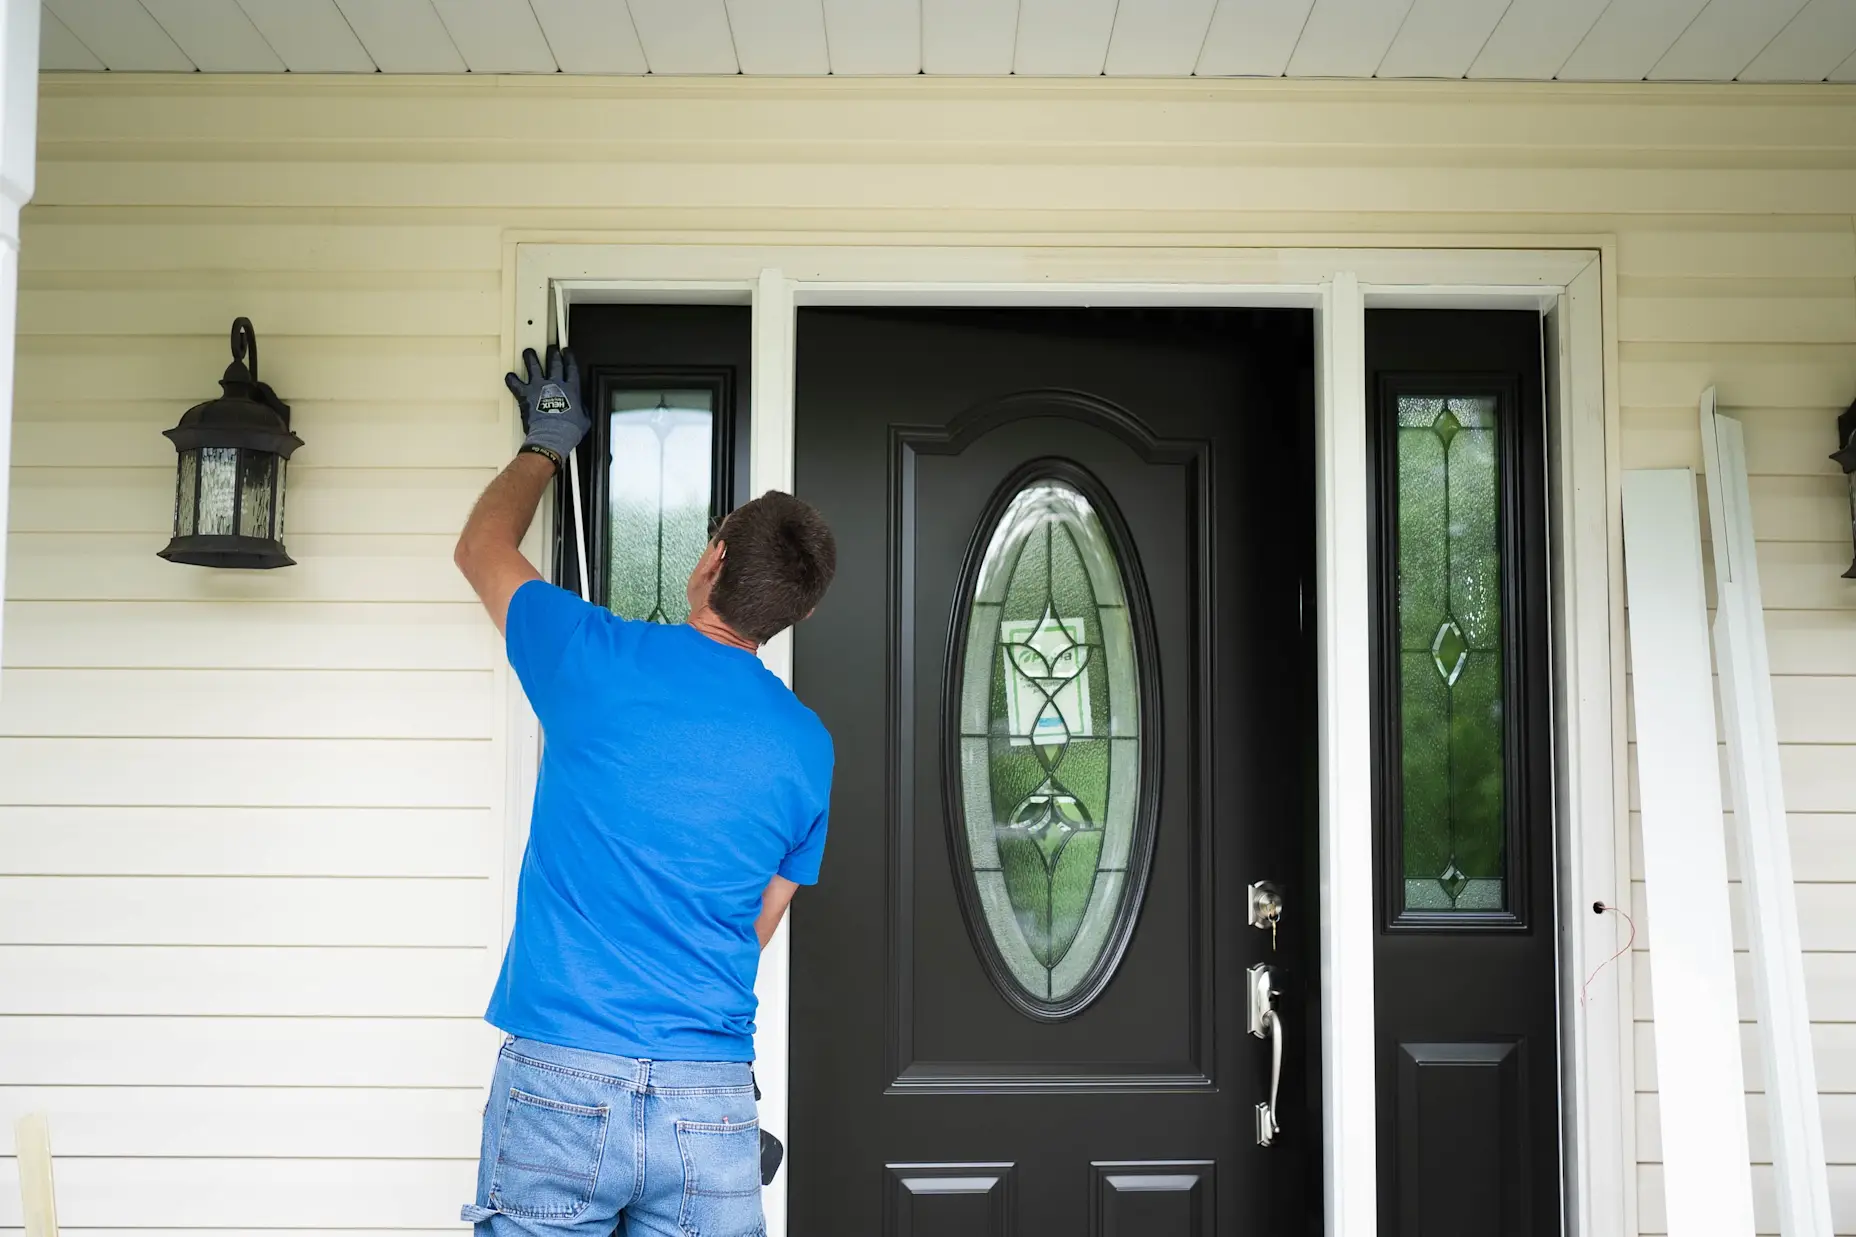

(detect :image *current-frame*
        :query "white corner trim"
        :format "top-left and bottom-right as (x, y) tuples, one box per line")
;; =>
(749, 268), (797, 1237)
(1316, 272), (1378, 1237)
(1550, 260), (1632, 1237)
(0, 0), (39, 682)
(1699, 391), (1835, 1237)
(1620, 468), (1756, 1237)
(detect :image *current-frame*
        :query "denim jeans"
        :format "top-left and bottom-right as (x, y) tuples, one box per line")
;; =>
(463, 1037), (764, 1237)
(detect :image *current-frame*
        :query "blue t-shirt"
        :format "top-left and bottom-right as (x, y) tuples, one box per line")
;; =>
(486, 580), (834, 1062)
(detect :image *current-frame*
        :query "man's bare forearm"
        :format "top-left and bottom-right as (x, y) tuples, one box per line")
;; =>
(454, 452), (554, 632)
(460, 452), (554, 556)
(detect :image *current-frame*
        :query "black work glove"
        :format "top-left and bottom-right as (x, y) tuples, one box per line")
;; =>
(505, 345), (589, 465)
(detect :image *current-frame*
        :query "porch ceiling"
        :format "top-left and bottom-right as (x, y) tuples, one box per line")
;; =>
(37, 0), (1856, 83)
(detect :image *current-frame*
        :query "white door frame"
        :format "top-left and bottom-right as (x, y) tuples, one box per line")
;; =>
(505, 241), (1628, 1237)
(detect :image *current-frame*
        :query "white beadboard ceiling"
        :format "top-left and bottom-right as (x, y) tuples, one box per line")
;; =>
(35, 0), (1856, 81)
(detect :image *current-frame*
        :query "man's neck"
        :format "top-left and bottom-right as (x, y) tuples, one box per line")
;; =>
(688, 609), (759, 653)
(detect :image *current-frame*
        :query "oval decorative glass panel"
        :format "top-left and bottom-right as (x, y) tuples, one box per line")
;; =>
(950, 467), (1153, 1019)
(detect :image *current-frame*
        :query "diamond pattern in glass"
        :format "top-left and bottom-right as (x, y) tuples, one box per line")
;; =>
(1395, 395), (1507, 912)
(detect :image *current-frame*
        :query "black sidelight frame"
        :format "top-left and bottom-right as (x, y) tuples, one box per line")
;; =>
(553, 364), (739, 610)
(1368, 370), (1551, 933)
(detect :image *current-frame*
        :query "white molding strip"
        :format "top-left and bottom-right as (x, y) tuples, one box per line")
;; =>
(1316, 271), (1377, 1237)
(0, 0), (39, 679)
(14, 1112), (59, 1237)
(1550, 261), (1630, 1237)
(1699, 389), (1834, 1237)
(1621, 468), (1755, 1237)
(749, 268), (798, 1237)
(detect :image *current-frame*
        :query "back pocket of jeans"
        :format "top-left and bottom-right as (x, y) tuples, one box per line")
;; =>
(675, 1119), (763, 1237)
(490, 1088), (610, 1220)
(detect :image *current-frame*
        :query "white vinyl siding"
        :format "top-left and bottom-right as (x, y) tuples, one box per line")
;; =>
(1, 74), (1853, 1234)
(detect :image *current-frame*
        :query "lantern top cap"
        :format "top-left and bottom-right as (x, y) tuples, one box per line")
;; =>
(215, 316), (289, 424)
(163, 317), (301, 459)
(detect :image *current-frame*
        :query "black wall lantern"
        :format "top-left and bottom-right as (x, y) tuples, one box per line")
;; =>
(1836, 398), (1856, 581)
(159, 318), (302, 569)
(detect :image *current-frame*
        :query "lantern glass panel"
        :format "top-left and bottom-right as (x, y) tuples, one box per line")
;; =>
(275, 459), (288, 539)
(175, 449), (199, 537)
(198, 447), (239, 536)
(239, 450), (276, 539)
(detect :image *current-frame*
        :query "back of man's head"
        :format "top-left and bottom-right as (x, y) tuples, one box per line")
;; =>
(711, 491), (837, 644)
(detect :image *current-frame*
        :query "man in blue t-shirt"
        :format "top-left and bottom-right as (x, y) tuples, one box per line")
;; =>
(452, 346), (836, 1236)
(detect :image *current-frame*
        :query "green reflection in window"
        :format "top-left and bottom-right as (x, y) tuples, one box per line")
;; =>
(957, 478), (1142, 1010)
(607, 391), (713, 624)
(1397, 395), (1505, 912)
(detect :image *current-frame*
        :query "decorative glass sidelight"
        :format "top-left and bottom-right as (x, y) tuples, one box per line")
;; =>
(1395, 396), (1506, 912)
(952, 470), (1150, 1017)
(607, 390), (715, 623)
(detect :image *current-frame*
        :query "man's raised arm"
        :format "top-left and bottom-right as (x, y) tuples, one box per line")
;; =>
(454, 346), (589, 633)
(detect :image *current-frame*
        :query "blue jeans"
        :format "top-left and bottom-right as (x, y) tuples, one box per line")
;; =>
(463, 1037), (764, 1237)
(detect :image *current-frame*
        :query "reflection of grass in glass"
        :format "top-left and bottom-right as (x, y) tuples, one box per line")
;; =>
(1049, 828), (1101, 964)
(1395, 401), (1506, 908)
(609, 500), (709, 624)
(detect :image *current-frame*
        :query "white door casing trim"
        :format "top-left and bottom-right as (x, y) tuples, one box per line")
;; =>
(505, 242), (1626, 1237)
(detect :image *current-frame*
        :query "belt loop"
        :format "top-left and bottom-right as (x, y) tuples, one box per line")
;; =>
(637, 1058), (652, 1091)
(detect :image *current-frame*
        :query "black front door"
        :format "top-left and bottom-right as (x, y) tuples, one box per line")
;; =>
(792, 308), (1318, 1236)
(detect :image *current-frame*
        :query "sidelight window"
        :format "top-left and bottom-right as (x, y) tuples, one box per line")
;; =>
(949, 466), (1155, 1019)
(1375, 379), (1544, 927)
(557, 370), (736, 620)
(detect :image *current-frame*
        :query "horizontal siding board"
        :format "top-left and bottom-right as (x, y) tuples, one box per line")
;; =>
(31, 160), (1856, 216)
(1624, 675), (1856, 743)
(1629, 813), (1856, 882)
(0, 807), (490, 877)
(2, 602), (494, 671)
(0, 946), (488, 1015)
(0, 1016), (489, 1087)
(0, 668), (494, 739)
(1618, 227), (1856, 278)
(1634, 1022), (1856, 1093)
(0, 738), (491, 807)
(1634, 951), (1856, 1023)
(6, 534), (477, 603)
(1636, 1092), (1856, 1165)
(0, 877), (488, 946)
(0, 1086), (483, 1157)
(1623, 612), (1856, 676)
(18, 285), (499, 337)
(12, 407), (510, 469)
(1626, 879), (1856, 952)
(8, 466), (496, 536)
(18, 222), (498, 273)
(1627, 743), (1856, 812)
(15, 334), (502, 404)
(1637, 1163), (1856, 1234)
(1619, 344), (1856, 409)
(1619, 294), (1856, 344)
(0, 1156), (477, 1228)
(1618, 405), (1848, 475)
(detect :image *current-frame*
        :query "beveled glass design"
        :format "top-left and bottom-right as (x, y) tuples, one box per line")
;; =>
(1396, 395), (1505, 912)
(954, 475), (1145, 1013)
(607, 390), (714, 624)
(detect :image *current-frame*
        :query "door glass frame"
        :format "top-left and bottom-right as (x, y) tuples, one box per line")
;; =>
(511, 245), (1624, 1237)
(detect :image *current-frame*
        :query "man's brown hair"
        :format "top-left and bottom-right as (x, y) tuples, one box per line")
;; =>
(710, 491), (837, 644)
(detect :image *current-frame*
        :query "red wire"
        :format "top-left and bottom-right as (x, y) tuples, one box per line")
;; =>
(1580, 902), (1637, 1010)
